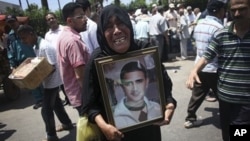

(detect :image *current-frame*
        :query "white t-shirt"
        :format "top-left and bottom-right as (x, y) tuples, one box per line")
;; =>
(80, 18), (99, 54)
(38, 38), (63, 88)
(44, 25), (64, 50)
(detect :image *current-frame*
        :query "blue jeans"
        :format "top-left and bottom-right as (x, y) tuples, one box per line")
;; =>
(41, 87), (72, 136)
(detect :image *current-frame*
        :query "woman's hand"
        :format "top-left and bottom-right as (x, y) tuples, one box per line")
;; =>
(101, 124), (124, 141)
(154, 103), (175, 126)
(95, 114), (124, 141)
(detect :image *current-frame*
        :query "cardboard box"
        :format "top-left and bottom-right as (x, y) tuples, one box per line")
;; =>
(9, 57), (54, 89)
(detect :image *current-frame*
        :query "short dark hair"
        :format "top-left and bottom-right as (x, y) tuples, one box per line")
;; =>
(141, 7), (148, 15)
(17, 24), (35, 35)
(45, 12), (57, 19)
(62, 2), (82, 21)
(120, 61), (147, 81)
(6, 15), (17, 23)
(207, 0), (226, 15)
(75, 0), (91, 11)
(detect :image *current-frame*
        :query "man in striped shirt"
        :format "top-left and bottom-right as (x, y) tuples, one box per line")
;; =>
(184, 0), (226, 129)
(186, 0), (250, 141)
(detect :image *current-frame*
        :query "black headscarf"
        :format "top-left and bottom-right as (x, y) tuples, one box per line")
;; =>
(97, 4), (140, 55)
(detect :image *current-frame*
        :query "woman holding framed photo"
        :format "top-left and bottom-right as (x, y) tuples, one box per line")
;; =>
(80, 5), (176, 141)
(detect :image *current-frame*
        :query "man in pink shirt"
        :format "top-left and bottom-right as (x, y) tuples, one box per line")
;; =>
(57, 2), (89, 115)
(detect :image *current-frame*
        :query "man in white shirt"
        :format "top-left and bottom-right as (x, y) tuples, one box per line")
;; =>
(164, 3), (180, 53)
(44, 12), (70, 106)
(76, 0), (99, 54)
(135, 7), (150, 42)
(149, 6), (169, 61)
(185, 6), (196, 53)
(17, 24), (73, 141)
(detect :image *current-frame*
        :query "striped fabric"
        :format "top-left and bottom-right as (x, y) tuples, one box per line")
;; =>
(193, 15), (223, 73)
(203, 22), (250, 104)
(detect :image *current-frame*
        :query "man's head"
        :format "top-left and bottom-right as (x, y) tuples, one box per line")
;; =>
(187, 6), (192, 14)
(169, 3), (175, 11)
(75, 0), (91, 17)
(120, 61), (149, 102)
(179, 8), (185, 16)
(62, 2), (88, 33)
(17, 25), (37, 46)
(207, 0), (227, 18)
(194, 8), (201, 16)
(45, 12), (59, 30)
(5, 15), (19, 31)
(229, 0), (250, 24)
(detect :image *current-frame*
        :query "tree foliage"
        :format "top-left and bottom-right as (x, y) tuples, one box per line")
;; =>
(23, 4), (48, 37)
(4, 7), (24, 16)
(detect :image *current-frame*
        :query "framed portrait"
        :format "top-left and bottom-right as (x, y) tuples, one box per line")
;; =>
(95, 46), (166, 132)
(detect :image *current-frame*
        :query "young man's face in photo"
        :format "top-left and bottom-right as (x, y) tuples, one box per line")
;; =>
(121, 71), (148, 102)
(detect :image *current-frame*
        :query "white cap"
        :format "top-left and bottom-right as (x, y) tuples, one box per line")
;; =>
(134, 9), (142, 16)
(152, 3), (157, 7)
(186, 6), (192, 10)
(169, 3), (175, 8)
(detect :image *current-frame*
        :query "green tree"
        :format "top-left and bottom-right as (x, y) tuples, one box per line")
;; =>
(127, 0), (147, 10)
(5, 7), (24, 16)
(24, 4), (48, 37)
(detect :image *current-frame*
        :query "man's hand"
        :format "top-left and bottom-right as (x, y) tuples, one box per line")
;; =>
(186, 70), (201, 89)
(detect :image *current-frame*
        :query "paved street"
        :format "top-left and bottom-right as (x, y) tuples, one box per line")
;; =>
(0, 57), (222, 141)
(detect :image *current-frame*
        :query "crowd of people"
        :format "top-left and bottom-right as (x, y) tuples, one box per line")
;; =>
(1, 0), (250, 141)
(131, 2), (197, 61)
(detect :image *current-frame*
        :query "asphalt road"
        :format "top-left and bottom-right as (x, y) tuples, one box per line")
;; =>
(0, 57), (222, 141)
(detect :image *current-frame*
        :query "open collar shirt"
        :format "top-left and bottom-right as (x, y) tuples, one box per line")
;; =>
(57, 26), (89, 107)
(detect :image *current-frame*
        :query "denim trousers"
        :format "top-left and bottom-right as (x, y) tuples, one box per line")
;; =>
(186, 72), (218, 121)
(41, 87), (72, 136)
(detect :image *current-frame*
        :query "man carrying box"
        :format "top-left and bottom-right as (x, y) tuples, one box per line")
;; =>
(5, 15), (43, 109)
(17, 24), (73, 141)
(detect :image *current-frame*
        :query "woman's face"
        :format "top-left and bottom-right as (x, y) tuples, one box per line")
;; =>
(104, 16), (131, 53)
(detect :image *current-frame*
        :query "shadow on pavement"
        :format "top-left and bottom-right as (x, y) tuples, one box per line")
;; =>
(60, 125), (76, 141)
(0, 123), (16, 141)
(203, 107), (221, 129)
(0, 89), (34, 112)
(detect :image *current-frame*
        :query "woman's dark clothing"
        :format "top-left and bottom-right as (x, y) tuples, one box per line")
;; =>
(80, 5), (176, 141)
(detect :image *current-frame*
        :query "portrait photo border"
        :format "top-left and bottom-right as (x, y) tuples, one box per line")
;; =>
(94, 46), (166, 132)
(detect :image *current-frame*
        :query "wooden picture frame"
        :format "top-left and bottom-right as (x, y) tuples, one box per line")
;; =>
(95, 47), (166, 132)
